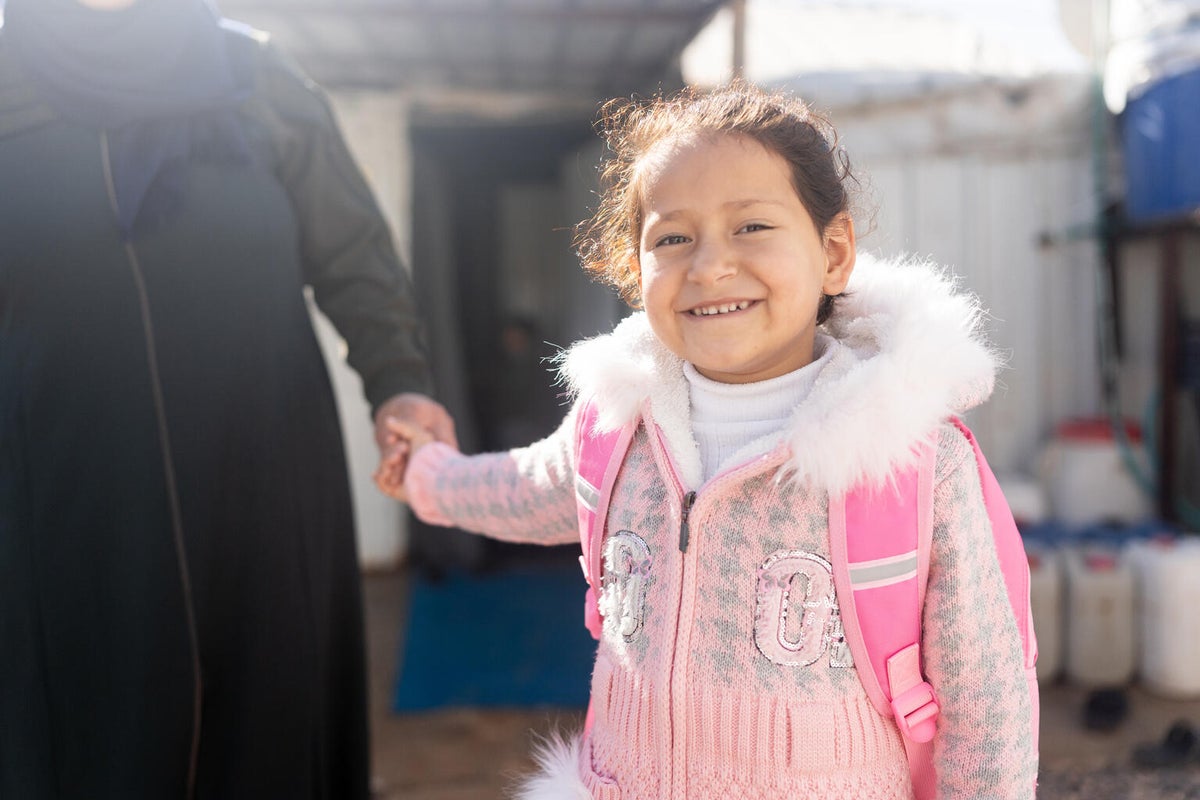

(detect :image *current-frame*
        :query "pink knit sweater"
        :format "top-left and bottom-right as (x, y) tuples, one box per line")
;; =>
(404, 256), (1038, 799)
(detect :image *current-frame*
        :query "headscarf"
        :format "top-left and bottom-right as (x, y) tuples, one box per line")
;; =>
(2, 0), (255, 237)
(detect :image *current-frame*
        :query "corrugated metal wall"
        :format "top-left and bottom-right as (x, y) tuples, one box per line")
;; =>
(829, 74), (1100, 475)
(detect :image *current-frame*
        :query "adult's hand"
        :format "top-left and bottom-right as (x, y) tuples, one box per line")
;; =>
(372, 392), (457, 501)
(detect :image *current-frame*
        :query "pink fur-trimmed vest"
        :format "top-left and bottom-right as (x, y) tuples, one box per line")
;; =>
(574, 404), (1038, 800)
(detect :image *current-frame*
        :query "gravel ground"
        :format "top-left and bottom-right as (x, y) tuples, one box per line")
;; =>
(368, 708), (1200, 800)
(1038, 765), (1200, 799)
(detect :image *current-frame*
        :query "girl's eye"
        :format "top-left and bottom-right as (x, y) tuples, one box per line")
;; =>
(739, 223), (772, 234)
(655, 234), (689, 247)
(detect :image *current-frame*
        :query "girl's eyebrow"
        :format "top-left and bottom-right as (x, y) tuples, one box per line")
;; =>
(724, 198), (786, 210)
(646, 198), (786, 222)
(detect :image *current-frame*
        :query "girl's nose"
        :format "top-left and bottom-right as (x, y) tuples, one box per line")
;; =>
(687, 237), (737, 284)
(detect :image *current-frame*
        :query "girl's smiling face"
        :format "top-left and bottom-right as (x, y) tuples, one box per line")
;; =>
(636, 134), (856, 384)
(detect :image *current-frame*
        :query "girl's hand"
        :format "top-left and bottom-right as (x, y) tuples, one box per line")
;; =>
(373, 439), (408, 501)
(373, 418), (437, 501)
(372, 393), (456, 502)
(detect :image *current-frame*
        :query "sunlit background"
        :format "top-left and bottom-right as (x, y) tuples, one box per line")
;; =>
(3, 2), (1198, 797)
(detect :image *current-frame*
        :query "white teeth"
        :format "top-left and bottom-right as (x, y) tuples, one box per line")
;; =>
(691, 300), (751, 316)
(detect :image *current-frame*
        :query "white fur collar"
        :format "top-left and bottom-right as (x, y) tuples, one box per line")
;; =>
(560, 254), (999, 494)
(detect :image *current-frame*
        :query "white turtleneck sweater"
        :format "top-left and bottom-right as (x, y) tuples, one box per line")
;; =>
(684, 336), (835, 483)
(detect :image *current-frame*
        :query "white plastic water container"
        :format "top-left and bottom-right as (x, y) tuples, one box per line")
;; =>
(1040, 418), (1152, 526)
(1027, 546), (1063, 683)
(1063, 546), (1137, 687)
(1128, 536), (1200, 697)
(997, 474), (1048, 527)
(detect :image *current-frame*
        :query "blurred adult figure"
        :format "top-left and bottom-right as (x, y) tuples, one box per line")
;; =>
(0, 0), (454, 797)
(484, 317), (562, 451)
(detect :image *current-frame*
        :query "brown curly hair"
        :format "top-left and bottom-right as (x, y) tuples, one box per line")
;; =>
(574, 81), (860, 320)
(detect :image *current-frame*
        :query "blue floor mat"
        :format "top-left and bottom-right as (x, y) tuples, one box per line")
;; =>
(393, 563), (596, 711)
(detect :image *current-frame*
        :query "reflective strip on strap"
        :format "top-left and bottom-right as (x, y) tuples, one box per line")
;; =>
(849, 550), (919, 590)
(575, 473), (600, 512)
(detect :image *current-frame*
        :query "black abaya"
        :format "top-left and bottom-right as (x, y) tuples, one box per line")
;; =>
(0, 31), (430, 800)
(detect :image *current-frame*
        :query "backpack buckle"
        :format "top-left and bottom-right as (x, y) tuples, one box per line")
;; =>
(581, 583), (603, 640)
(891, 680), (939, 743)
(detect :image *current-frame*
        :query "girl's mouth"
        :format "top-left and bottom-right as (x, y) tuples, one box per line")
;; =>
(688, 300), (753, 317)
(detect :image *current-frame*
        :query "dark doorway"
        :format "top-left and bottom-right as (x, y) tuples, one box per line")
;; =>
(408, 116), (599, 572)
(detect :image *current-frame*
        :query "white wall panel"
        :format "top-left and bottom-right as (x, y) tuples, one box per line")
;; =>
(855, 161), (907, 255)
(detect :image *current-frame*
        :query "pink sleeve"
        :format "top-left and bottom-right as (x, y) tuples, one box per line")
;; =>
(404, 443), (466, 527)
(402, 407), (580, 547)
(923, 425), (1038, 799)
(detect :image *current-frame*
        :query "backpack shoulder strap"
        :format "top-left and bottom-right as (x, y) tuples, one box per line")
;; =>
(831, 433), (939, 798)
(573, 398), (638, 640)
(835, 420), (1041, 800)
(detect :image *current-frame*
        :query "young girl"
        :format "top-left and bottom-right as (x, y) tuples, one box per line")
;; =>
(380, 83), (1038, 799)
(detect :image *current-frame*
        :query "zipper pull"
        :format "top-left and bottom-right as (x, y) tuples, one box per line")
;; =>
(678, 491), (697, 552)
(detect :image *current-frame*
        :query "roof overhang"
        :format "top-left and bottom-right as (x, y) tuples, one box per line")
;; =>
(217, 0), (726, 108)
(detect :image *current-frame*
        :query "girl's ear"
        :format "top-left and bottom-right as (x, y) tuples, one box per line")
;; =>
(822, 215), (856, 295)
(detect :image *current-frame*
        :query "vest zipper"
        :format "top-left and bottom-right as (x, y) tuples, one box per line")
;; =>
(644, 424), (696, 798)
(102, 131), (203, 800)
(647, 424), (785, 797)
(678, 491), (696, 552)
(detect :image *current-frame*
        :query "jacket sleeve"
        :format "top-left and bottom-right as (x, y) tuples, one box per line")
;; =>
(922, 424), (1038, 799)
(252, 41), (433, 413)
(403, 404), (580, 546)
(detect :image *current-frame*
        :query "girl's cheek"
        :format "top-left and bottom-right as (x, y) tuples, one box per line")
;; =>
(635, 255), (652, 286)
(639, 262), (665, 297)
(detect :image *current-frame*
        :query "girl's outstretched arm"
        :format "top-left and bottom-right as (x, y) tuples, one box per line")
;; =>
(923, 423), (1038, 799)
(392, 405), (581, 547)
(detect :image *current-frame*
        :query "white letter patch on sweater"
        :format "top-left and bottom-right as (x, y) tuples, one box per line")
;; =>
(601, 531), (653, 641)
(755, 550), (853, 668)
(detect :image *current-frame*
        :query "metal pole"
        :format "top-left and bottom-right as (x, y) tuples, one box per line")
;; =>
(731, 0), (746, 80)
(1159, 228), (1182, 520)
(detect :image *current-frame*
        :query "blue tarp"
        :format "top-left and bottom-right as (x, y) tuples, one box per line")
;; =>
(393, 563), (596, 711)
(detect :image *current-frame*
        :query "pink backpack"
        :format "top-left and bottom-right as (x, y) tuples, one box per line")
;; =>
(573, 402), (1038, 800)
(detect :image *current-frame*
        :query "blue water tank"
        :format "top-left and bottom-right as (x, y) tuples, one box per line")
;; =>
(1121, 67), (1200, 223)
